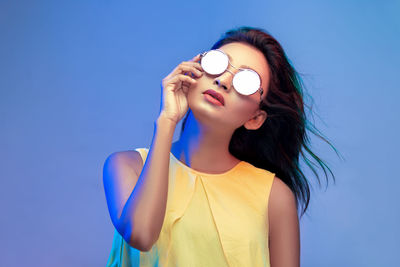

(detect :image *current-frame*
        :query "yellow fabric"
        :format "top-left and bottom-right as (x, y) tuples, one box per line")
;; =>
(106, 147), (275, 267)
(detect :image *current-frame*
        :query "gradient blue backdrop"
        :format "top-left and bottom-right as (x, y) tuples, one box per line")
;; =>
(1, 0), (399, 266)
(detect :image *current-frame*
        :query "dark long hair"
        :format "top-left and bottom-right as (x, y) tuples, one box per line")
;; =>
(181, 26), (340, 218)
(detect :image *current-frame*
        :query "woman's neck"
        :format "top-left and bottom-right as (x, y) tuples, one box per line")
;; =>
(171, 112), (241, 174)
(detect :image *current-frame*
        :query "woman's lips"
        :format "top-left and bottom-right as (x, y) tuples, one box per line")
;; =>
(204, 93), (224, 106)
(203, 89), (224, 105)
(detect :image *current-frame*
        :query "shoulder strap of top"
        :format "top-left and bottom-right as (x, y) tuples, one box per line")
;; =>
(133, 147), (149, 163)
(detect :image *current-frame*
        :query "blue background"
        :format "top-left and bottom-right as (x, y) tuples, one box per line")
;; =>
(1, 0), (399, 266)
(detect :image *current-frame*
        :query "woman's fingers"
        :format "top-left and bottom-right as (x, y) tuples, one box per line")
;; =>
(168, 74), (197, 86)
(181, 65), (203, 77)
(162, 73), (197, 93)
(158, 53), (203, 123)
(191, 53), (202, 62)
(170, 62), (203, 78)
(167, 55), (203, 78)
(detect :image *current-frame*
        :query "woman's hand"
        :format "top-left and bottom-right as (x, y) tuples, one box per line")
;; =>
(158, 54), (203, 124)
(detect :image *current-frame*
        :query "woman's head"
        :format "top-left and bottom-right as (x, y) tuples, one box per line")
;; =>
(185, 41), (270, 132)
(181, 26), (336, 217)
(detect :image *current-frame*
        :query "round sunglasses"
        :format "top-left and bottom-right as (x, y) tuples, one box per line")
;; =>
(199, 49), (264, 99)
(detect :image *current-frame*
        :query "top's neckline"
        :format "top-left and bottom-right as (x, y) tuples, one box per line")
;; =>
(168, 150), (244, 177)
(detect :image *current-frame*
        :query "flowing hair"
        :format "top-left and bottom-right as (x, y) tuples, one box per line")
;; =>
(180, 26), (341, 218)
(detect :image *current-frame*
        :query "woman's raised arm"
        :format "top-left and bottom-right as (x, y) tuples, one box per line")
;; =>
(103, 53), (203, 251)
(103, 115), (176, 251)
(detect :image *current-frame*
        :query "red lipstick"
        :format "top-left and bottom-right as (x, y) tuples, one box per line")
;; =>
(203, 89), (225, 106)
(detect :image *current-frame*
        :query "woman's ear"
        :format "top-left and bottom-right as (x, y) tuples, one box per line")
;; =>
(243, 110), (267, 130)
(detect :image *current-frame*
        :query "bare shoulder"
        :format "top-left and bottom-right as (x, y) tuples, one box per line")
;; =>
(106, 150), (144, 177)
(103, 150), (145, 228)
(269, 176), (296, 207)
(268, 176), (298, 225)
(268, 176), (300, 266)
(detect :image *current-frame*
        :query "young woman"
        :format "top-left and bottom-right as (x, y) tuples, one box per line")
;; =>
(103, 26), (336, 267)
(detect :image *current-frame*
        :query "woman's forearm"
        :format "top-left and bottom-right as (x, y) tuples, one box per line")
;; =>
(118, 114), (176, 251)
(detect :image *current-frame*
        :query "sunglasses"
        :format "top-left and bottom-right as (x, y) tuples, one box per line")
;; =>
(199, 49), (264, 99)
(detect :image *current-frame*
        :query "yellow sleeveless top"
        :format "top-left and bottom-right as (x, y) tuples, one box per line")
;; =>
(106, 147), (275, 267)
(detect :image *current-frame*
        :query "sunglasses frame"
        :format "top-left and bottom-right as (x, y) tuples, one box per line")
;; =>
(199, 49), (264, 101)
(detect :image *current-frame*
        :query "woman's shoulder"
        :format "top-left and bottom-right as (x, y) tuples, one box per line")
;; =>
(241, 160), (276, 179)
(268, 176), (298, 230)
(269, 176), (295, 203)
(107, 149), (145, 177)
(268, 175), (300, 263)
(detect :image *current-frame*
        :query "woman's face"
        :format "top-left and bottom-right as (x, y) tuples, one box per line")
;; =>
(187, 41), (271, 131)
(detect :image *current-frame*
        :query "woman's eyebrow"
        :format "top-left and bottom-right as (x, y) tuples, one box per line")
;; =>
(225, 52), (254, 70)
(225, 51), (264, 86)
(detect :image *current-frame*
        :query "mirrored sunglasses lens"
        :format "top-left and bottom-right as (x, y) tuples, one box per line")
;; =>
(201, 50), (228, 75)
(233, 70), (261, 95)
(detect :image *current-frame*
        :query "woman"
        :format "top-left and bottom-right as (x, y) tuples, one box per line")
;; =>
(103, 26), (336, 267)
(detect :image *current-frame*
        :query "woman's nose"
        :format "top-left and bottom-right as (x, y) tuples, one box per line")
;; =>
(214, 69), (235, 91)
